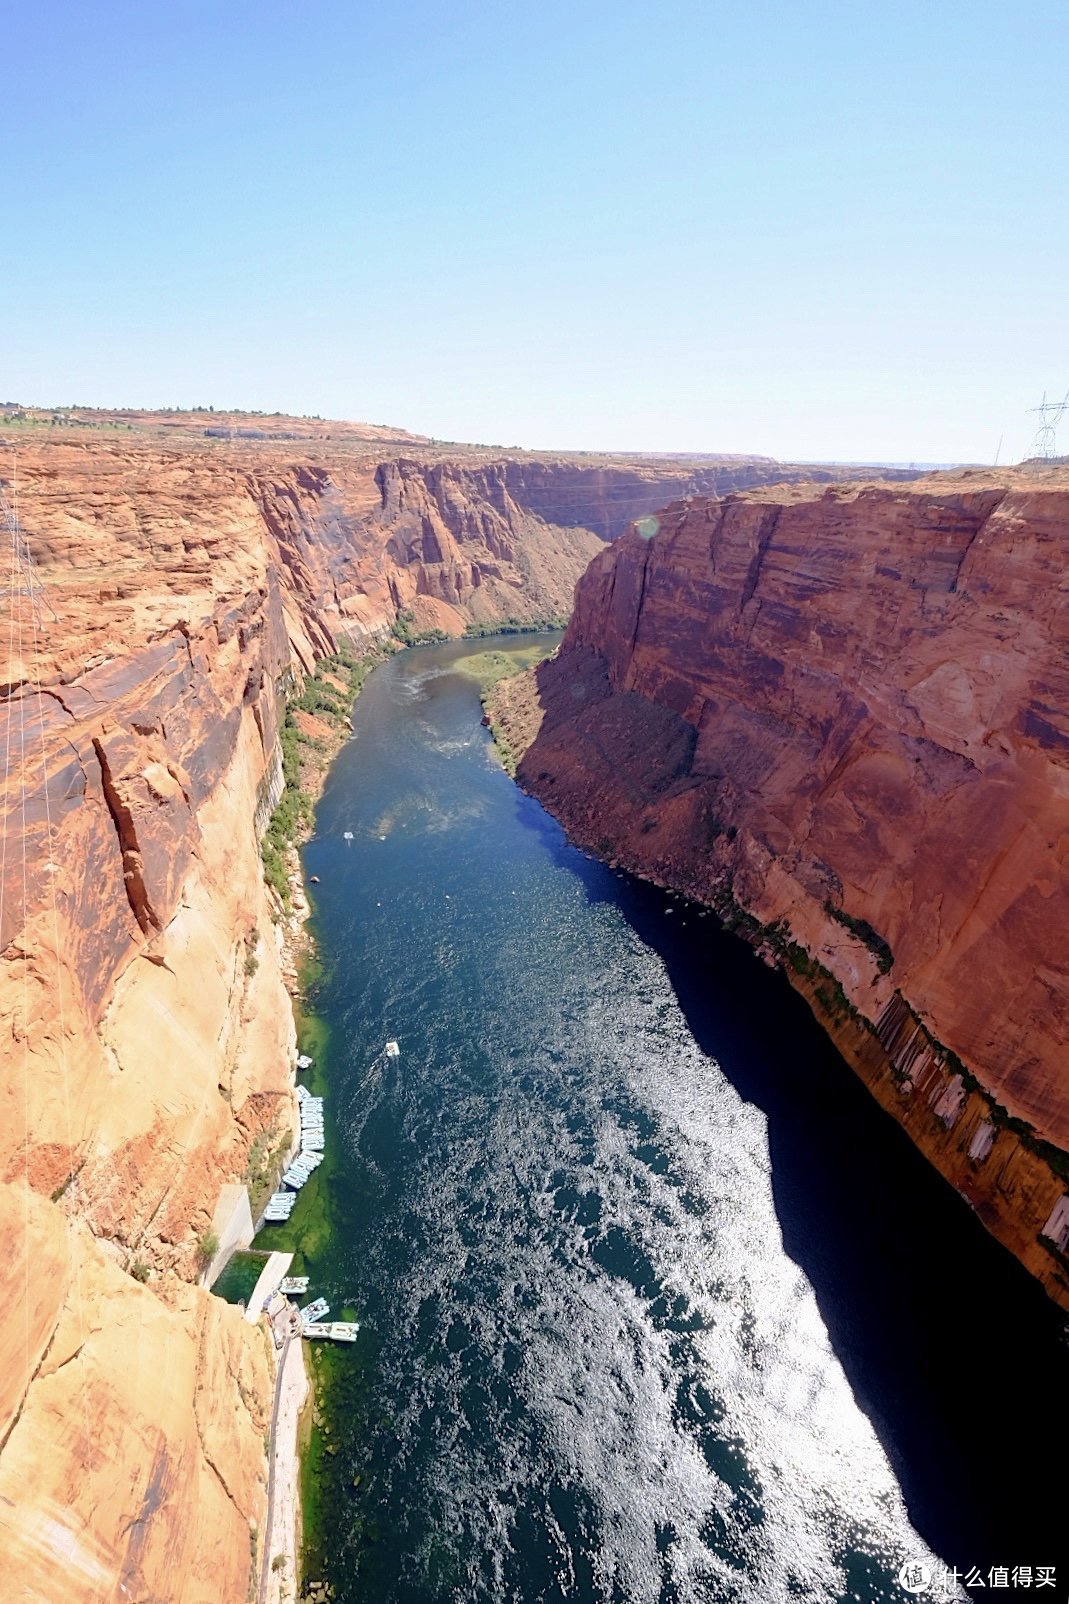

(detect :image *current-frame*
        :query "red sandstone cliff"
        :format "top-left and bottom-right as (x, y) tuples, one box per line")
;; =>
(490, 469), (1069, 1310)
(0, 452), (302, 1599)
(0, 418), (931, 1598)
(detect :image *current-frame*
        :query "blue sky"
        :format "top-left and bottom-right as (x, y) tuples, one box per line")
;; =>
(4, 0), (1067, 461)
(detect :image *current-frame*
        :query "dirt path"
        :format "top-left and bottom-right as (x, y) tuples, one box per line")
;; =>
(259, 1329), (308, 1604)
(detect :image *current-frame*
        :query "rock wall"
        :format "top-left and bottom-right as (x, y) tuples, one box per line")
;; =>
(0, 462), (300, 1597)
(490, 470), (1069, 1310)
(0, 430), (936, 1597)
(0, 1183), (274, 1603)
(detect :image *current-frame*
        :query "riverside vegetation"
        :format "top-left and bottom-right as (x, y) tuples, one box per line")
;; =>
(261, 647), (386, 909)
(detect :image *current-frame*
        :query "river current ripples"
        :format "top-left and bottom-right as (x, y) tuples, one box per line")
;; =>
(294, 637), (1067, 1604)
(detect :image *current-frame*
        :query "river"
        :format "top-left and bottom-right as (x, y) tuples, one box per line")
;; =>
(279, 634), (1066, 1604)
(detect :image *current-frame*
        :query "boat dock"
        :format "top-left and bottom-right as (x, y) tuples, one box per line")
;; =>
(252, 1043), (397, 1351)
(302, 1321), (360, 1343)
(274, 1088), (326, 1193)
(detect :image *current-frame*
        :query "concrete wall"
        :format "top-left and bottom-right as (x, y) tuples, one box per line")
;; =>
(204, 1183), (254, 1287)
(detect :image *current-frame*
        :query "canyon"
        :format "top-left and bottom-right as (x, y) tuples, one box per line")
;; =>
(0, 412), (906, 1601)
(488, 468), (1069, 1312)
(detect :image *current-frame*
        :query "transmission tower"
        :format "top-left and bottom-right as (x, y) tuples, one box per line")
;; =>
(1028, 391), (1069, 459)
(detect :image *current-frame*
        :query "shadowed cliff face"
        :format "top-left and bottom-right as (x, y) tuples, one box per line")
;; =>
(489, 470), (1069, 1310)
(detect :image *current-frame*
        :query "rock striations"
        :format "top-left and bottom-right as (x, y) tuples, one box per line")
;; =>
(0, 421), (915, 1600)
(490, 470), (1069, 1311)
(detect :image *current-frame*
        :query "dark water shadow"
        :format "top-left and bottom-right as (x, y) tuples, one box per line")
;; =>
(517, 793), (1069, 1577)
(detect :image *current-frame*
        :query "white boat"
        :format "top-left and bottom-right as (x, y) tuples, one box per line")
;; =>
(279, 1277), (309, 1294)
(296, 1054), (314, 1070)
(303, 1321), (359, 1343)
(385, 1040), (400, 1058)
(282, 1170), (307, 1190)
(295, 1085), (311, 1102)
(300, 1297), (330, 1322)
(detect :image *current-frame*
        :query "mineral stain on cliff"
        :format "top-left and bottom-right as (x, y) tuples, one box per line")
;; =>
(489, 468), (1069, 1309)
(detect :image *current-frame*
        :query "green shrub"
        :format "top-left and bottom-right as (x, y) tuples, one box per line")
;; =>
(463, 614), (566, 638)
(391, 609), (449, 646)
(197, 1229), (219, 1267)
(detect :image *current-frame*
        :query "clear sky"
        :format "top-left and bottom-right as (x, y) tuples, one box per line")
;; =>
(4, 0), (1067, 462)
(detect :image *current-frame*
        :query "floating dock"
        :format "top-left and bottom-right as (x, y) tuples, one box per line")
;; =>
(273, 1089), (330, 1192)
(303, 1321), (360, 1343)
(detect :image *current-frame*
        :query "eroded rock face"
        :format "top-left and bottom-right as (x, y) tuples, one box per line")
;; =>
(0, 466), (297, 1597)
(0, 1184), (273, 1603)
(490, 470), (1069, 1309)
(0, 428), (936, 1596)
